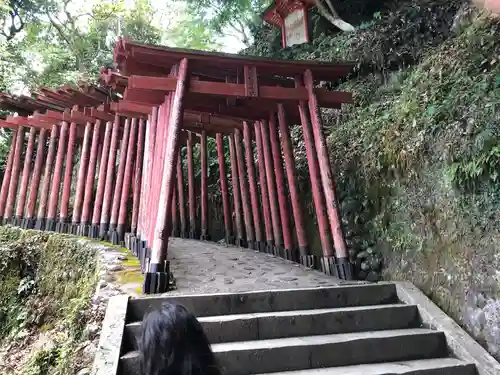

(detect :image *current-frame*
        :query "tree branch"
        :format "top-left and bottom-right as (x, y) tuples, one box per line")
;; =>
(314, 0), (355, 32)
(45, 10), (73, 47)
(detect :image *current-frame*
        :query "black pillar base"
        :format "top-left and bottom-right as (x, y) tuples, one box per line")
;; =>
(44, 219), (56, 232)
(78, 223), (90, 237)
(299, 246), (310, 258)
(117, 224), (126, 244)
(236, 237), (247, 248)
(189, 230), (197, 239)
(171, 228), (180, 237)
(273, 244), (284, 257)
(180, 227), (188, 238)
(132, 237), (142, 256)
(124, 233), (132, 249)
(257, 241), (266, 252)
(13, 216), (22, 227)
(21, 218), (35, 229)
(139, 247), (151, 274)
(300, 255), (319, 269)
(337, 257), (355, 281)
(200, 231), (209, 241)
(69, 223), (80, 235)
(246, 240), (256, 250)
(109, 230), (120, 245)
(99, 223), (109, 240)
(225, 235), (235, 245)
(34, 218), (45, 231)
(55, 220), (70, 233)
(283, 248), (299, 262)
(143, 261), (170, 294)
(89, 224), (100, 239)
(320, 256), (339, 277)
(265, 241), (274, 254)
(130, 237), (138, 255)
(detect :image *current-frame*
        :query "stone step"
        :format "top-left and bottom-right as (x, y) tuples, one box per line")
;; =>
(123, 304), (420, 351)
(125, 283), (398, 322)
(255, 358), (476, 375)
(118, 328), (447, 375)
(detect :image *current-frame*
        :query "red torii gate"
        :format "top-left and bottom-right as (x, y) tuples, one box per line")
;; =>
(0, 38), (355, 294)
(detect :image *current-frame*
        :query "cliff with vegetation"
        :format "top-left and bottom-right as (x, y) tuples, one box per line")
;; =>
(0, 226), (141, 374)
(244, 0), (500, 358)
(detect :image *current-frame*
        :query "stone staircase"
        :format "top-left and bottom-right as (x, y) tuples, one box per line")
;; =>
(116, 283), (479, 375)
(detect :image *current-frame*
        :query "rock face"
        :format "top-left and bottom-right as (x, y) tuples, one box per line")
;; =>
(0, 230), (142, 375)
(75, 242), (142, 374)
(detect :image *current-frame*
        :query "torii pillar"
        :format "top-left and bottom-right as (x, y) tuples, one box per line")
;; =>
(23, 128), (47, 229)
(15, 127), (36, 226)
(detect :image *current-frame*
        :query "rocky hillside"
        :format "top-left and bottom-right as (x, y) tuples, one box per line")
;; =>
(245, 0), (500, 359)
(0, 227), (138, 375)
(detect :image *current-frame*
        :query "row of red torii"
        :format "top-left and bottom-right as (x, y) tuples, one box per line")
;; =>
(0, 39), (355, 293)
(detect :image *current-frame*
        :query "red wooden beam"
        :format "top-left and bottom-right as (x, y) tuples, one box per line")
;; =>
(58, 122), (77, 231)
(72, 122), (92, 229)
(117, 118), (138, 241)
(127, 75), (353, 106)
(131, 118), (145, 234)
(46, 121), (69, 230)
(80, 120), (102, 235)
(35, 125), (58, 230)
(25, 129), (46, 227)
(295, 76), (334, 264)
(216, 133), (233, 244)
(0, 131), (17, 220)
(109, 118), (131, 242)
(7, 116), (54, 130)
(4, 127), (24, 222)
(260, 120), (283, 251)
(228, 133), (244, 246)
(0, 119), (19, 130)
(234, 128), (255, 248)
(149, 59), (189, 286)
(254, 121), (274, 249)
(243, 122), (263, 250)
(200, 130), (209, 240)
(90, 108), (115, 122)
(99, 115), (121, 239)
(269, 112), (294, 255)
(277, 103), (309, 258)
(186, 131), (196, 238)
(91, 119), (113, 237)
(304, 69), (350, 277)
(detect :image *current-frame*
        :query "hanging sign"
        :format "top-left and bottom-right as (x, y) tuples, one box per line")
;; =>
(283, 7), (308, 47)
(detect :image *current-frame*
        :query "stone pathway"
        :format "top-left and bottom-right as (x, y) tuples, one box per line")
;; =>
(167, 238), (356, 295)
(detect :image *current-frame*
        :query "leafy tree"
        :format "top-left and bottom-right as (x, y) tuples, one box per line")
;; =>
(177, 0), (269, 47)
(178, 0), (355, 48)
(169, 11), (222, 51)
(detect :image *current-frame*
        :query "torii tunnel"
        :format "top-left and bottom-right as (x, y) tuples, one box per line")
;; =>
(0, 39), (355, 294)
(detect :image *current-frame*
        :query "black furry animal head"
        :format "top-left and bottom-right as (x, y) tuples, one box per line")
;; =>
(139, 302), (221, 375)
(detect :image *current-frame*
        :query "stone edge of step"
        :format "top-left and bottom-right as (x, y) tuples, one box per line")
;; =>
(253, 358), (477, 375)
(120, 328), (445, 360)
(126, 283), (399, 321)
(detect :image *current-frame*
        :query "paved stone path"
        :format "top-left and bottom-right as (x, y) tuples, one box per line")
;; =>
(167, 238), (356, 295)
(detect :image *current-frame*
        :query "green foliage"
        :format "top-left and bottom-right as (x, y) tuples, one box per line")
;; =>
(169, 12), (222, 51)
(0, 227), (99, 374)
(0, 0), (164, 91)
(176, 0), (269, 46)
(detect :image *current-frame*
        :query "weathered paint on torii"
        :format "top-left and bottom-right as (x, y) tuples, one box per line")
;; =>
(0, 38), (356, 295)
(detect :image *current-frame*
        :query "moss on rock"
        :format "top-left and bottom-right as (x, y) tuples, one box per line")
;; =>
(0, 226), (101, 374)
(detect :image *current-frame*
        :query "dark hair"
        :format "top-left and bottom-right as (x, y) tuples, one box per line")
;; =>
(139, 302), (221, 375)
